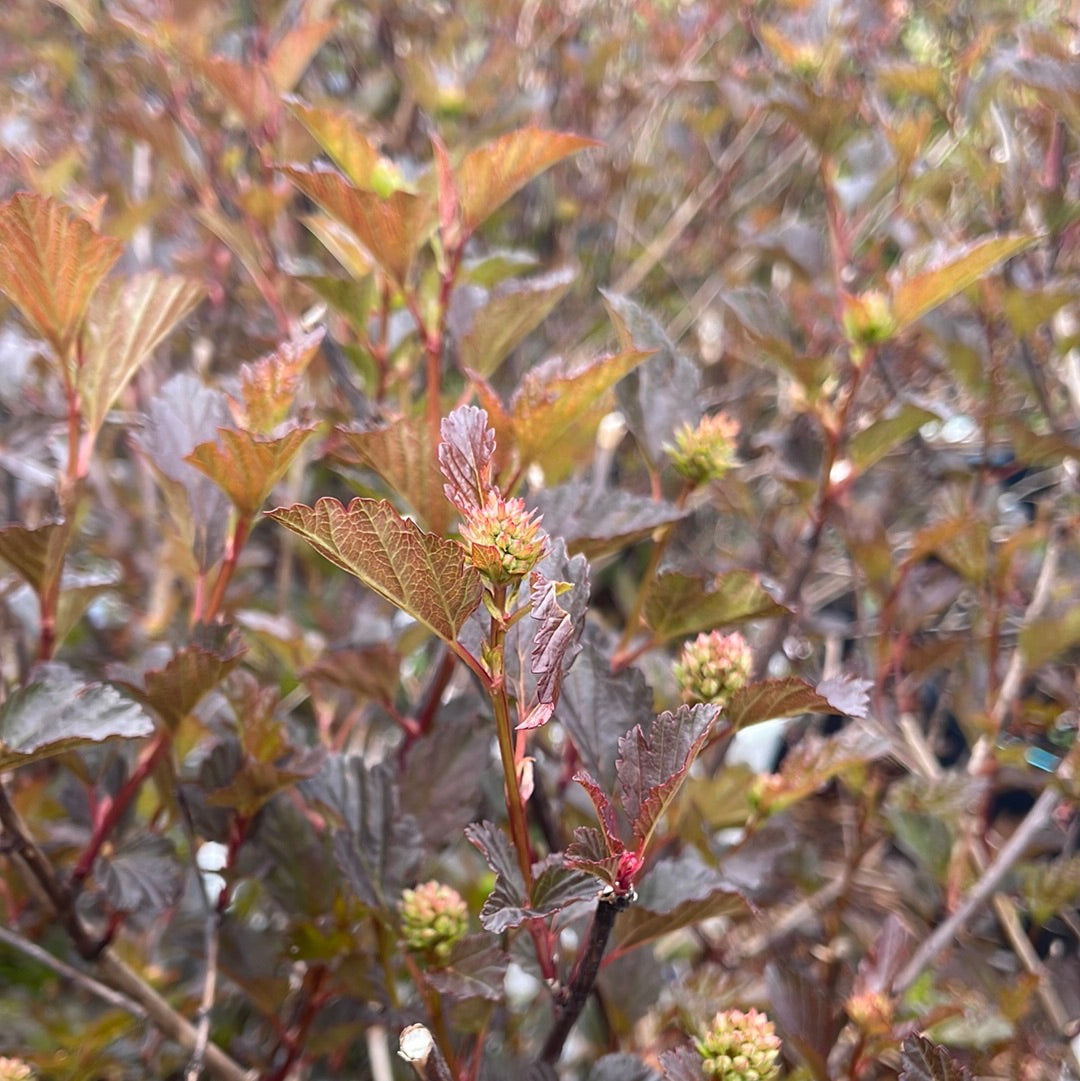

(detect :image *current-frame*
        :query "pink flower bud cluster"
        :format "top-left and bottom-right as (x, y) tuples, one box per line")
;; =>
(460, 490), (547, 585)
(399, 881), (469, 963)
(695, 1008), (781, 1081)
(674, 630), (752, 709)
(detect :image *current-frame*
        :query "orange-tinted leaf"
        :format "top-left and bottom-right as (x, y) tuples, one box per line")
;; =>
(1020, 606), (1080, 669)
(0, 193), (122, 364)
(266, 497), (482, 644)
(282, 166), (430, 286)
(455, 126), (597, 235)
(892, 234), (1037, 330)
(643, 571), (787, 642)
(334, 415), (449, 532)
(187, 426), (317, 518)
(726, 675), (871, 731)
(300, 214), (375, 278)
(81, 272), (204, 440)
(909, 516), (989, 583)
(0, 520), (69, 596)
(196, 54), (276, 126)
(287, 100), (408, 195)
(268, 19), (336, 93)
(233, 328), (324, 433)
(458, 267), (575, 377)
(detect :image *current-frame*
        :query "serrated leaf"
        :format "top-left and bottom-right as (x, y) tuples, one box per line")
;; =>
(531, 484), (687, 560)
(267, 497), (482, 644)
(659, 1047), (706, 1081)
(465, 820), (526, 933)
(334, 415), (449, 532)
(726, 675), (872, 730)
(457, 267), (575, 377)
(0, 520), (69, 596)
(643, 571), (786, 642)
(187, 425), (317, 518)
(97, 834), (182, 916)
(282, 166), (430, 287)
(614, 855), (748, 954)
(849, 405), (938, 472)
(558, 640), (653, 792)
(115, 631), (246, 730)
(438, 405), (496, 518)
(0, 663), (154, 772)
(603, 290), (703, 465)
(424, 936), (508, 1002)
(0, 193), (122, 363)
(287, 99), (408, 195)
(892, 234), (1038, 330)
(617, 704), (721, 850)
(80, 272), (204, 440)
(455, 126), (597, 235)
(898, 1035), (973, 1081)
(523, 573), (581, 730)
(233, 329), (324, 433)
(565, 825), (624, 887)
(302, 755), (422, 911)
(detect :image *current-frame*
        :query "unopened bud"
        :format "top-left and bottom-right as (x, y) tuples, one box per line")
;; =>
(674, 630), (752, 709)
(695, 1008), (781, 1081)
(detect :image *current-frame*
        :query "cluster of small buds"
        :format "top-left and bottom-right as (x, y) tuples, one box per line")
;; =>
(666, 413), (739, 485)
(460, 490), (547, 586)
(845, 988), (894, 1036)
(399, 881), (469, 963)
(0, 1059), (35, 1081)
(842, 289), (896, 349)
(695, 1008), (781, 1081)
(674, 630), (752, 709)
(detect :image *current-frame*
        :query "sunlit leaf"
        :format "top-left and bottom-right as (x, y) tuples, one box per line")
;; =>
(457, 267), (576, 377)
(455, 126), (598, 235)
(0, 193), (122, 363)
(726, 675), (872, 731)
(299, 215), (375, 279)
(233, 328), (324, 433)
(268, 496), (482, 644)
(282, 166), (431, 286)
(287, 99), (409, 195)
(643, 571), (787, 641)
(892, 234), (1038, 330)
(438, 404), (496, 518)
(0, 663), (154, 772)
(187, 425), (317, 518)
(268, 19), (336, 93)
(80, 272), (205, 439)
(196, 54), (276, 126)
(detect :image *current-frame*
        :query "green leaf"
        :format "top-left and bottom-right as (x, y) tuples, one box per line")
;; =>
(0, 193), (122, 364)
(0, 663), (154, 772)
(282, 166), (431, 287)
(287, 99), (410, 195)
(455, 126), (598, 235)
(643, 571), (787, 642)
(849, 405), (937, 472)
(892, 234), (1038, 330)
(1020, 605), (1080, 668)
(80, 272), (205, 440)
(187, 425), (318, 518)
(457, 267), (575, 377)
(268, 496), (482, 644)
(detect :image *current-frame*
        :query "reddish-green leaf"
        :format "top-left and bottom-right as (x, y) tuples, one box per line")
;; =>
(268, 19), (336, 93)
(335, 415), (449, 532)
(1020, 606), (1080, 669)
(455, 126), (598, 235)
(892, 234), (1038, 330)
(80, 271), (205, 440)
(726, 675), (871, 731)
(187, 426), (317, 518)
(617, 704), (722, 850)
(282, 166), (430, 286)
(849, 405), (937, 472)
(266, 497), (482, 644)
(302, 644), (401, 706)
(0, 663), (154, 772)
(0, 193), (122, 363)
(457, 267), (575, 377)
(0, 520), (69, 596)
(438, 405), (496, 518)
(287, 100), (408, 195)
(233, 328), (324, 433)
(299, 215), (374, 279)
(643, 571), (787, 642)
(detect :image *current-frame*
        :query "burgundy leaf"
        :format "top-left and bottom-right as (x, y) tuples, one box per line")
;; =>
(659, 1047), (707, 1081)
(899, 1036), (973, 1081)
(524, 572), (581, 729)
(438, 405), (496, 517)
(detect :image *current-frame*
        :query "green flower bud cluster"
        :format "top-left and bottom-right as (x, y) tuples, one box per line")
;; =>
(674, 630), (752, 709)
(695, 1008), (781, 1081)
(399, 881), (468, 963)
(460, 490), (547, 585)
(666, 413), (739, 485)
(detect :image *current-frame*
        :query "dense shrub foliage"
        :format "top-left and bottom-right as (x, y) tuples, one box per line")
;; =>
(0, 2), (1079, 1080)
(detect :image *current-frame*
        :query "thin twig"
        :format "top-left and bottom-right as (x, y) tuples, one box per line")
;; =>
(0, 922), (145, 1018)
